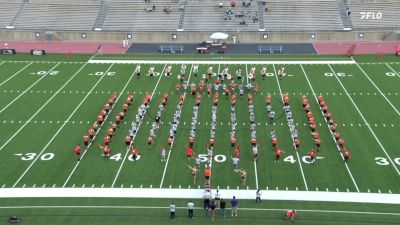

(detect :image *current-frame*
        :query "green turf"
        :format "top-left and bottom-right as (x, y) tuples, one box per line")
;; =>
(0, 53), (400, 224)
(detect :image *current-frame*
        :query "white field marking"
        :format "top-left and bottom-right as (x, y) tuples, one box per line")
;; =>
(272, 64), (308, 191)
(88, 59), (356, 65)
(355, 63), (400, 116)
(0, 63), (89, 152)
(6, 60), (85, 64)
(11, 64), (114, 188)
(63, 65), (136, 187)
(111, 65), (167, 188)
(0, 63), (60, 114)
(300, 65), (360, 192)
(1, 188), (400, 204)
(0, 205), (398, 217)
(328, 64), (400, 176)
(0, 62), (33, 86)
(385, 63), (400, 78)
(245, 64), (258, 190)
(159, 64), (193, 188)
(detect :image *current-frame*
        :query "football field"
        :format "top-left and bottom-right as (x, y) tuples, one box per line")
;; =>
(0, 53), (399, 224)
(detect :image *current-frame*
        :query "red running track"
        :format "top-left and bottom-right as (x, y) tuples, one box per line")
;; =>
(0, 41), (129, 54)
(314, 41), (400, 55)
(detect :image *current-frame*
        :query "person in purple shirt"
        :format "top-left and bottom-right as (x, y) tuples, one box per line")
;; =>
(230, 196), (238, 216)
(209, 200), (217, 221)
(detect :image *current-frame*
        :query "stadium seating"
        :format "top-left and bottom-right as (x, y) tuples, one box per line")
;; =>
(0, 1), (22, 28)
(347, 1), (400, 29)
(262, 0), (343, 31)
(102, 0), (181, 31)
(14, 2), (100, 31)
(183, 0), (260, 31)
(2, 0), (399, 33)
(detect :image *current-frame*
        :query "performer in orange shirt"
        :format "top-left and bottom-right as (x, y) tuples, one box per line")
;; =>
(73, 144), (81, 161)
(284, 210), (298, 223)
(88, 129), (95, 139)
(275, 147), (284, 162)
(186, 145), (194, 161)
(103, 136), (111, 146)
(343, 148), (351, 163)
(83, 135), (89, 146)
(124, 135), (132, 146)
(98, 144), (110, 159)
(147, 136), (153, 149)
(308, 149), (317, 164)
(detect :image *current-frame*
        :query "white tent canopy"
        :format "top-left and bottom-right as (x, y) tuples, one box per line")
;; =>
(210, 32), (229, 40)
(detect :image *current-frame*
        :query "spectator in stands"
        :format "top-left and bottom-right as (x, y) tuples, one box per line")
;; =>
(231, 0), (236, 7)
(265, 7), (270, 14)
(152, 5), (156, 11)
(346, 7), (351, 16)
(163, 6), (171, 14)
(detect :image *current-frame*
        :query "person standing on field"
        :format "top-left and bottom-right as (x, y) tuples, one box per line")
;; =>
(187, 200), (194, 219)
(256, 189), (262, 204)
(170, 202), (176, 220)
(231, 196), (238, 216)
(220, 198), (226, 217)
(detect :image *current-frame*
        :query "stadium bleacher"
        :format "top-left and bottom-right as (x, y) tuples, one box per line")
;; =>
(183, 0), (260, 32)
(102, 0), (181, 31)
(14, 2), (100, 31)
(0, 0), (398, 35)
(347, 0), (400, 30)
(0, 1), (22, 28)
(262, 0), (343, 31)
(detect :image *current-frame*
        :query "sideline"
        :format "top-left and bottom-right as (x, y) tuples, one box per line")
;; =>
(0, 205), (399, 217)
(0, 188), (399, 205)
(88, 59), (356, 65)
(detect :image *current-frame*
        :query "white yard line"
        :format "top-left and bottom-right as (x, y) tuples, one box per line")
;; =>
(0, 205), (398, 216)
(0, 188), (400, 204)
(355, 63), (400, 116)
(12, 64), (114, 187)
(88, 59), (356, 65)
(245, 64), (259, 190)
(63, 66), (136, 187)
(0, 63), (60, 114)
(328, 64), (400, 176)
(0, 62), (32, 87)
(300, 65), (360, 192)
(272, 64), (309, 191)
(111, 65), (167, 188)
(0, 63), (89, 152)
(159, 64), (193, 188)
(385, 63), (400, 78)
